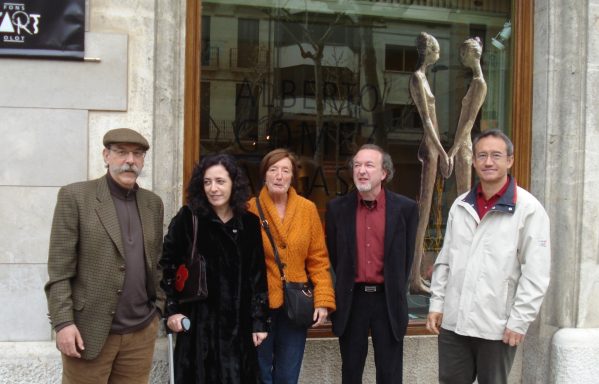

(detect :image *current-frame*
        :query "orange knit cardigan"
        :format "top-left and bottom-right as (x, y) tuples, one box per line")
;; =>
(248, 187), (336, 312)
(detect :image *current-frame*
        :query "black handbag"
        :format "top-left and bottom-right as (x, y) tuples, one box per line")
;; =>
(255, 198), (315, 328)
(174, 210), (208, 303)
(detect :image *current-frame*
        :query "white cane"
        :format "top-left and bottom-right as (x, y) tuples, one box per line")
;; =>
(167, 331), (175, 384)
(166, 316), (190, 384)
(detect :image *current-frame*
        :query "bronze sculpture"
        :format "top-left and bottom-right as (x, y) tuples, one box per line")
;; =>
(409, 32), (452, 294)
(448, 37), (487, 194)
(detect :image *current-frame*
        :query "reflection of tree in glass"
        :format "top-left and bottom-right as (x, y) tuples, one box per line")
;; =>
(321, 47), (360, 193)
(203, 59), (274, 154)
(359, 19), (389, 148)
(270, 9), (345, 163)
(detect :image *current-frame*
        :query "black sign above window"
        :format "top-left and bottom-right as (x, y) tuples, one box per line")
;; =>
(0, 0), (85, 60)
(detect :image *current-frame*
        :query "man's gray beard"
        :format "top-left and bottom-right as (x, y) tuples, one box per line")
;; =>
(355, 182), (372, 192)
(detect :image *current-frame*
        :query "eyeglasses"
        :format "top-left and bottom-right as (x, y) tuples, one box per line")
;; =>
(110, 148), (146, 159)
(475, 152), (509, 162)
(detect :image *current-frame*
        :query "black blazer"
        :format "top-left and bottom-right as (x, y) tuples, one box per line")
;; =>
(325, 189), (418, 340)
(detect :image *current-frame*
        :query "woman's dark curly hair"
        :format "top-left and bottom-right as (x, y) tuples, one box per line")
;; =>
(187, 154), (250, 218)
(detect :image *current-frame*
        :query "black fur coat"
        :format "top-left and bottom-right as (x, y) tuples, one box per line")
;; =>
(160, 206), (269, 383)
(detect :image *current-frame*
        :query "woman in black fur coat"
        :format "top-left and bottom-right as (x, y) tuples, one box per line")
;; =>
(160, 154), (269, 383)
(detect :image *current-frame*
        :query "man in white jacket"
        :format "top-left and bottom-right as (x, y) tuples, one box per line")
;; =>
(426, 129), (551, 384)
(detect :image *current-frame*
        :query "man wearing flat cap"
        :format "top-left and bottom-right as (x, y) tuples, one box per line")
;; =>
(45, 128), (165, 383)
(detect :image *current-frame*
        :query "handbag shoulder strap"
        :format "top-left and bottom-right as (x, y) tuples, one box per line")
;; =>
(255, 197), (286, 281)
(189, 206), (199, 261)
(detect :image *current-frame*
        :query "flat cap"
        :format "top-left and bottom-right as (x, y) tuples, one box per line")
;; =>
(103, 128), (149, 150)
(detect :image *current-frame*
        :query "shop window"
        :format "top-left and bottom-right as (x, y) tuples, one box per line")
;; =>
(185, 0), (533, 335)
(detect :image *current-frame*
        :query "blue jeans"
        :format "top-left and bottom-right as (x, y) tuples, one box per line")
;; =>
(257, 308), (308, 384)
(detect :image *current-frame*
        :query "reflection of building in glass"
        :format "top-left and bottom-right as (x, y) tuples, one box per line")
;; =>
(199, 0), (511, 245)
(201, 1), (509, 152)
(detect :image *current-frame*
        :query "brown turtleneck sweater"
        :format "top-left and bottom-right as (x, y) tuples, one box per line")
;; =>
(106, 172), (156, 334)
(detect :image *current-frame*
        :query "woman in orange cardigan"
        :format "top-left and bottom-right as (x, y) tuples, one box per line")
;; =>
(248, 148), (335, 384)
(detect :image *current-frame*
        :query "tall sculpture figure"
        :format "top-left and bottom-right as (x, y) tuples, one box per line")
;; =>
(409, 32), (452, 294)
(448, 37), (487, 194)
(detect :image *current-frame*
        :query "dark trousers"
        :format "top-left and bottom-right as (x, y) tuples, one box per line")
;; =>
(339, 287), (404, 384)
(438, 328), (518, 384)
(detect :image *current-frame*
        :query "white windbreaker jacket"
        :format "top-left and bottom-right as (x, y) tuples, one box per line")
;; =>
(429, 178), (551, 340)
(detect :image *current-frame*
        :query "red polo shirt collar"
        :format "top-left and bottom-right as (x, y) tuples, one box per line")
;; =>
(476, 178), (510, 219)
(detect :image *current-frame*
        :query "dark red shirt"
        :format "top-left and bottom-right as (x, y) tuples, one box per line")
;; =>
(476, 178), (510, 219)
(355, 190), (386, 283)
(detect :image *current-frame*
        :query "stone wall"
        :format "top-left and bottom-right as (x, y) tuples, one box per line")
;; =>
(0, 15), (131, 346)
(1, 336), (513, 384)
(0, 0), (187, 343)
(0, 0), (184, 352)
(525, 0), (599, 382)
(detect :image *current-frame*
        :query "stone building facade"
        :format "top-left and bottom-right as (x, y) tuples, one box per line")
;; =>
(0, 1), (597, 383)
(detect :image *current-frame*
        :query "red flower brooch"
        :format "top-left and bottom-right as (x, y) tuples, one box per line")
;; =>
(175, 264), (189, 292)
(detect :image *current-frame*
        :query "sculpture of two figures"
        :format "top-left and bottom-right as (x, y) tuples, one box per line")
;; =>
(408, 33), (487, 294)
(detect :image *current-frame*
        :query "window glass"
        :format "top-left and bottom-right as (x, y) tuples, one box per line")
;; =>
(385, 44), (418, 72)
(199, 0), (514, 322)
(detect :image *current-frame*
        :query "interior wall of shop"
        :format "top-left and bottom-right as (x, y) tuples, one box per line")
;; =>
(1, 0), (598, 383)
